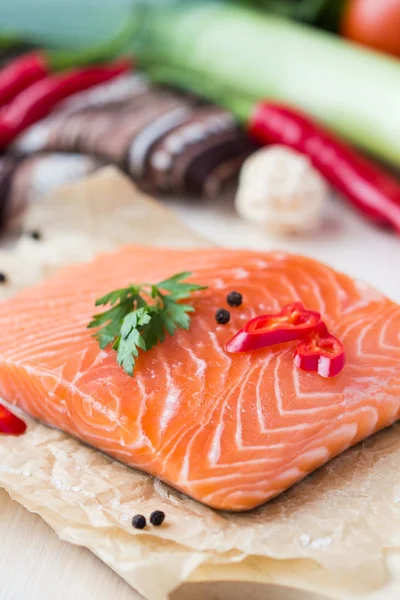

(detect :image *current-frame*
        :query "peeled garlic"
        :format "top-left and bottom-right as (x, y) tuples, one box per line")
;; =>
(236, 145), (328, 234)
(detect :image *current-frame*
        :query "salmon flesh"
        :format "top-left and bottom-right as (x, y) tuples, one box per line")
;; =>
(0, 246), (398, 511)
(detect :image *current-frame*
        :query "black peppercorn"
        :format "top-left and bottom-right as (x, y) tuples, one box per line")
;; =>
(150, 510), (165, 526)
(29, 230), (42, 241)
(132, 514), (146, 530)
(215, 308), (230, 325)
(227, 291), (242, 307)
(0, 272), (7, 284)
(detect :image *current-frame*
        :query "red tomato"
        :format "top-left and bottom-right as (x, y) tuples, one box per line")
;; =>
(341, 0), (400, 58)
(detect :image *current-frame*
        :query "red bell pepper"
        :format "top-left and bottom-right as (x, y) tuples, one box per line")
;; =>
(294, 322), (346, 378)
(0, 403), (27, 436)
(225, 302), (321, 353)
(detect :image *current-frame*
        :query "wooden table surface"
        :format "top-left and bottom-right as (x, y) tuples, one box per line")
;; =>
(0, 489), (139, 600)
(1, 192), (399, 600)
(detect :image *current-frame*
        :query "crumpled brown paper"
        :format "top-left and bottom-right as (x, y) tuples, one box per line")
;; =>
(1, 168), (400, 600)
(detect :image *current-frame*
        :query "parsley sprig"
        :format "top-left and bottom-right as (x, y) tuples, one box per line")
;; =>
(88, 272), (206, 376)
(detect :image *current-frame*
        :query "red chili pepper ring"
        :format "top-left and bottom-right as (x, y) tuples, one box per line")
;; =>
(226, 302), (321, 353)
(294, 323), (346, 378)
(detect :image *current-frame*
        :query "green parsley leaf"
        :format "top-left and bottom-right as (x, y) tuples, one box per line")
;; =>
(157, 272), (206, 301)
(114, 308), (151, 376)
(88, 272), (206, 376)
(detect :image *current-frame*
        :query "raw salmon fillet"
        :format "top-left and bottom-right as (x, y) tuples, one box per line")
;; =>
(0, 246), (399, 511)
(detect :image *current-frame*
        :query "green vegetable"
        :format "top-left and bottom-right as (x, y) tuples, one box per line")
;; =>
(237, 0), (346, 31)
(136, 2), (400, 167)
(47, 15), (138, 71)
(2, 0), (400, 166)
(88, 273), (206, 376)
(0, 31), (24, 50)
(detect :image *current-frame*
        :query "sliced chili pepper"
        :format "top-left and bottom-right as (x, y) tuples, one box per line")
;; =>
(0, 52), (48, 109)
(0, 404), (27, 436)
(0, 58), (132, 150)
(294, 322), (346, 378)
(225, 302), (321, 353)
(248, 102), (400, 233)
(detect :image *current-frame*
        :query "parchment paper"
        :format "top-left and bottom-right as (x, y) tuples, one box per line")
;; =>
(1, 168), (400, 600)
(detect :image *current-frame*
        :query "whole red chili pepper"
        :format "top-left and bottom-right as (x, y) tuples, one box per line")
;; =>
(0, 403), (27, 436)
(226, 302), (321, 353)
(0, 20), (136, 108)
(294, 322), (346, 378)
(248, 102), (400, 233)
(0, 52), (48, 108)
(0, 58), (132, 149)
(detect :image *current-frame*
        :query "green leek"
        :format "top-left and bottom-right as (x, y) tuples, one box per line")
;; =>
(1, 0), (400, 166)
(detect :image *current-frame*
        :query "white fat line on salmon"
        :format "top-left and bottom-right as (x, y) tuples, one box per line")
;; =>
(212, 278), (225, 289)
(296, 268), (328, 316)
(196, 364), (283, 468)
(194, 421), (362, 492)
(255, 352), (279, 433)
(128, 371), (156, 453)
(321, 421), (359, 451)
(22, 362), (127, 431)
(207, 420), (224, 465)
(356, 315), (400, 360)
(188, 466), (305, 493)
(236, 363), (265, 447)
(3, 367), (62, 421)
(341, 299), (375, 315)
(159, 384), (181, 436)
(150, 358), (199, 461)
(70, 349), (110, 384)
(205, 490), (271, 509)
(255, 294), (281, 313)
(233, 268), (250, 280)
(68, 389), (124, 431)
(154, 346), (182, 437)
(211, 365), (258, 466)
(1, 294), (92, 313)
(275, 355), (338, 417)
(0, 312), (90, 348)
(274, 275), (301, 305)
(7, 340), (87, 364)
(3, 320), (95, 359)
(317, 266), (345, 312)
(128, 106), (191, 179)
(179, 356), (252, 482)
(252, 259), (271, 269)
(295, 445), (330, 465)
(339, 315), (371, 339)
(156, 344), (210, 461)
(217, 398), (348, 465)
(354, 279), (386, 303)
(185, 346), (207, 380)
(293, 367), (337, 400)
(216, 366), (342, 460)
(379, 306), (400, 350)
